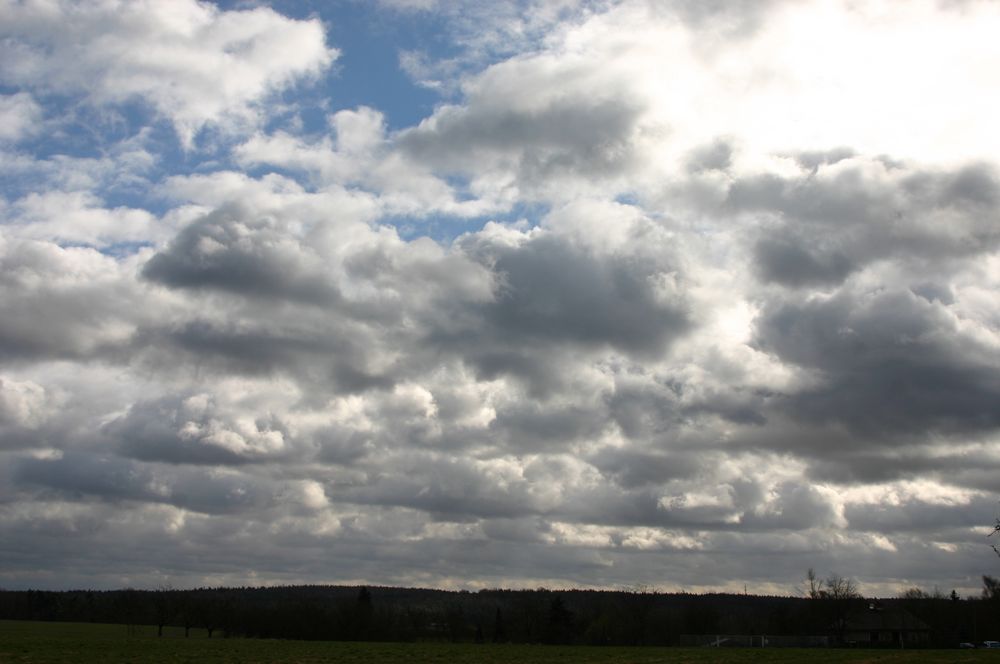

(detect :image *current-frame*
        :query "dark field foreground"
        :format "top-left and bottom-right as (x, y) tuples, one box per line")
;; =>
(2, 621), (999, 664)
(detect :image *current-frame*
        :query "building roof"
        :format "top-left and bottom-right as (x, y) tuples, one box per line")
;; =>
(844, 607), (930, 632)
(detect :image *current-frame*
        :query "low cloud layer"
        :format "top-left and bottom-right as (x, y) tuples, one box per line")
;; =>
(1, 0), (999, 596)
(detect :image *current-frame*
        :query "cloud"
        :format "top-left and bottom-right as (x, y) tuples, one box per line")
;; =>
(752, 235), (854, 288)
(0, 375), (56, 452)
(843, 488), (993, 535)
(143, 203), (344, 305)
(138, 188), (691, 401)
(0, 377), (48, 430)
(753, 288), (1000, 441)
(109, 393), (292, 466)
(0, 236), (156, 362)
(456, 224), (691, 356)
(395, 44), (659, 202)
(233, 108), (512, 217)
(0, 0), (337, 146)
(234, 107), (388, 187)
(0, 93), (41, 142)
(4, 190), (160, 247)
(729, 158), (1000, 288)
(588, 447), (702, 489)
(11, 452), (276, 515)
(2, 0), (1000, 597)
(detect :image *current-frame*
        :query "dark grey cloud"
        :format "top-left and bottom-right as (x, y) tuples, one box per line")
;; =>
(729, 159), (889, 225)
(453, 348), (568, 398)
(604, 380), (681, 440)
(679, 386), (769, 427)
(753, 289), (1000, 441)
(752, 235), (854, 288)
(0, 498), (716, 591)
(331, 453), (541, 520)
(561, 486), (736, 529)
(143, 202), (490, 318)
(143, 204), (342, 305)
(910, 281), (954, 305)
(685, 138), (734, 174)
(314, 425), (374, 465)
(400, 96), (646, 185)
(107, 394), (292, 466)
(602, 371), (768, 446)
(844, 494), (997, 534)
(588, 447), (702, 489)
(0, 239), (147, 362)
(135, 203), (506, 395)
(438, 229), (692, 389)
(393, 47), (659, 202)
(11, 453), (273, 515)
(727, 159), (1000, 288)
(137, 320), (368, 385)
(805, 449), (1000, 488)
(489, 402), (610, 453)
(485, 235), (688, 353)
(739, 482), (840, 531)
(13, 454), (156, 504)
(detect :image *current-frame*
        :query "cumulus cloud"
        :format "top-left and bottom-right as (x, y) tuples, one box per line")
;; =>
(234, 107), (510, 217)
(4, 190), (160, 247)
(1, 0), (1000, 597)
(0, 236), (157, 362)
(395, 37), (663, 203)
(450, 218), (691, 358)
(12, 452), (277, 515)
(0, 92), (41, 142)
(0, 375), (57, 453)
(0, 0), (337, 146)
(109, 392), (292, 466)
(143, 204), (345, 305)
(0, 377), (48, 430)
(728, 158), (1000, 288)
(753, 288), (1000, 441)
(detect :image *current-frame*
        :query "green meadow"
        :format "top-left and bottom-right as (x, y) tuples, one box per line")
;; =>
(1, 620), (997, 663)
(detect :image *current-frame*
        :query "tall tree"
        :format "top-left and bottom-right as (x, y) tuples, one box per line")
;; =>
(492, 607), (507, 643)
(983, 575), (1000, 601)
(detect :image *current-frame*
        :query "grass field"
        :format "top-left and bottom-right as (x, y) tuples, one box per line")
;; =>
(2, 620), (999, 663)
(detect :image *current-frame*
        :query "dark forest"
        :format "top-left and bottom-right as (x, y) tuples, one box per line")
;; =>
(3, 579), (999, 648)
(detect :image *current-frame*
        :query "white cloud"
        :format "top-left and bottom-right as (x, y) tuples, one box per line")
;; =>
(234, 108), (512, 217)
(0, 93), (41, 142)
(4, 190), (160, 247)
(0, 376), (48, 428)
(389, 0), (1000, 210)
(0, 0), (337, 146)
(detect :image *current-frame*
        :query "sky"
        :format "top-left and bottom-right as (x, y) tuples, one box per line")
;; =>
(1, 0), (999, 597)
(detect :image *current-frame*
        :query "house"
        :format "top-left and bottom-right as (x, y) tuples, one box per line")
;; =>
(841, 603), (930, 647)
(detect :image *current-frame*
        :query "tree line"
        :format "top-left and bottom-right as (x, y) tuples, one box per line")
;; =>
(1, 575), (999, 647)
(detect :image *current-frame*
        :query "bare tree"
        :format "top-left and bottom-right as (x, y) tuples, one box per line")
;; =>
(823, 574), (860, 600)
(803, 569), (860, 600)
(803, 569), (862, 644)
(900, 587), (929, 600)
(984, 575), (1000, 601)
(990, 517), (1000, 558)
(806, 568), (821, 599)
(154, 584), (173, 637)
